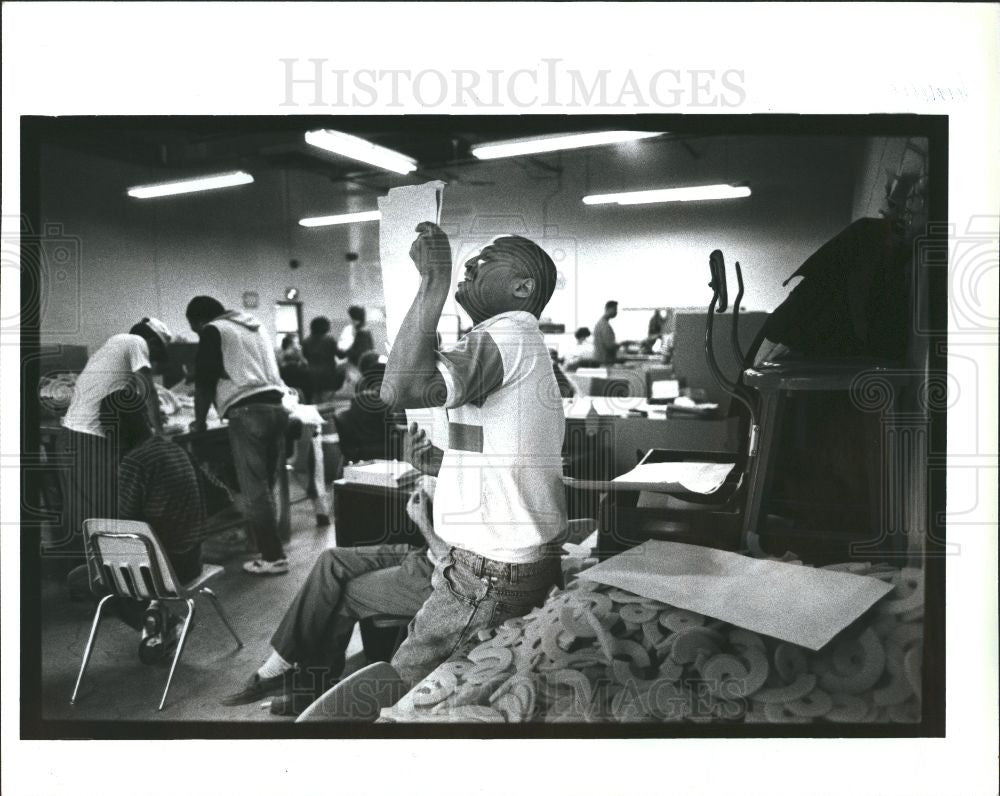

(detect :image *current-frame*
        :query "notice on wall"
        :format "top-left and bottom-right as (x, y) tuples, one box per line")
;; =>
(378, 180), (447, 448)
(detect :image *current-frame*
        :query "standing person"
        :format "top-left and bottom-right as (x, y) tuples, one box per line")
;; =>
(338, 305), (375, 368)
(380, 223), (567, 687)
(186, 296), (290, 575)
(57, 318), (172, 567)
(647, 309), (665, 338)
(592, 300), (620, 364)
(302, 316), (344, 403)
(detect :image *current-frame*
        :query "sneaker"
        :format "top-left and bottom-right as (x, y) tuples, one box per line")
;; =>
(221, 670), (294, 706)
(242, 558), (290, 575)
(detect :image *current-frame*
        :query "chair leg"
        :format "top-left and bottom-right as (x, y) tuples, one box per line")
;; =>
(158, 599), (195, 711)
(70, 593), (115, 705)
(199, 586), (243, 648)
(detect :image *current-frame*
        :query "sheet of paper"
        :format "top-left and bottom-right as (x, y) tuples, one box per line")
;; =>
(613, 461), (735, 494)
(377, 180), (446, 447)
(579, 540), (894, 650)
(377, 180), (445, 349)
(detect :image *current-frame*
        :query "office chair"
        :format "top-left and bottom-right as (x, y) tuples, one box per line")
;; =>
(566, 250), (757, 554)
(71, 519), (243, 711)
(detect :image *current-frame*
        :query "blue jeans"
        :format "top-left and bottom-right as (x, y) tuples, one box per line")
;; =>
(391, 546), (562, 687)
(226, 403), (289, 561)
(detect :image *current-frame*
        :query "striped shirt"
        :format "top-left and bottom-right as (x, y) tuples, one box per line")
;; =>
(118, 436), (207, 552)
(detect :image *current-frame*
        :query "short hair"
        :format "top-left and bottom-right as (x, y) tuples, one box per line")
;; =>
(605, 300), (618, 311)
(186, 296), (226, 325)
(575, 326), (591, 341)
(310, 316), (331, 336)
(348, 305), (366, 324)
(491, 236), (557, 316)
(128, 321), (168, 363)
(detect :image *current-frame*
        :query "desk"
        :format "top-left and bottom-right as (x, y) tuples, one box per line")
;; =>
(332, 479), (421, 548)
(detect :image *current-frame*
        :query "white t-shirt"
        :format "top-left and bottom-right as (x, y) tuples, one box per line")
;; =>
(433, 310), (567, 564)
(62, 334), (151, 437)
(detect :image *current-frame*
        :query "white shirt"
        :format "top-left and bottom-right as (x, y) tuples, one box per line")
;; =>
(62, 334), (151, 437)
(433, 311), (567, 564)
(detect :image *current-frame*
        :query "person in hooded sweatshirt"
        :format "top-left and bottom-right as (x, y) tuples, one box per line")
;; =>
(186, 296), (291, 575)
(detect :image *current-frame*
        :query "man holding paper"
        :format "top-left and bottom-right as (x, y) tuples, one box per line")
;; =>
(381, 222), (567, 686)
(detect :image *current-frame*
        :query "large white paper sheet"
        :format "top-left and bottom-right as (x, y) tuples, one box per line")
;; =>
(579, 540), (894, 650)
(377, 181), (447, 448)
(377, 180), (445, 349)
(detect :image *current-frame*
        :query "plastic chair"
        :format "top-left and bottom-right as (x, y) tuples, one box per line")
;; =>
(71, 519), (244, 711)
(295, 661), (406, 723)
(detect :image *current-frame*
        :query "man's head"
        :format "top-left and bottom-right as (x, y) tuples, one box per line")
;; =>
(185, 295), (226, 334)
(128, 317), (172, 373)
(455, 235), (557, 324)
(348, 305), (366, 329)
(604, 300), (619, 319)
(310, 316), (331, 337)
(575, 326), (591, 343)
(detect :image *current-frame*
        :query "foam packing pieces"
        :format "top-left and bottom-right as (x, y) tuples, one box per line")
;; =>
(383, 562), (925, 724)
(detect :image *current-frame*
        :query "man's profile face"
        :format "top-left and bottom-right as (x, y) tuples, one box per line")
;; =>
(607, 305), (618, 319)
(455, 241), (531, 324)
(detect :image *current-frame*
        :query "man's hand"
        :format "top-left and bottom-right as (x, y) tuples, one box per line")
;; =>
(408, 222), (452, 278)
(403, 422), (441, 475)
(405, 484), (432, 535)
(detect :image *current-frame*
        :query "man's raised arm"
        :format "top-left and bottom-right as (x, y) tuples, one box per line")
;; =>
(381, 222), (451, 409)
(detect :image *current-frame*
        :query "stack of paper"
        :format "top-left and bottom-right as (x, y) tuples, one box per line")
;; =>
(342, 459), (420, 489)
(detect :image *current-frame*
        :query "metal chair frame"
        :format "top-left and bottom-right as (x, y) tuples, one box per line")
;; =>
(71, 520), (243, 711)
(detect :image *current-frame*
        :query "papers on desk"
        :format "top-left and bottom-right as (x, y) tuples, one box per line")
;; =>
(342, 459), (420, 489)
(564, 396), (648, 418)
(613, 460), (735, 495)
(579, 540), (894, 650)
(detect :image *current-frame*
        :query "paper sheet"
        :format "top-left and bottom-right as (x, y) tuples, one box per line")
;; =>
(613, 461), (736, 494)
(377, 180), (446, 348)
(578, 540), (894, 650)
(377, 180), (447, 448)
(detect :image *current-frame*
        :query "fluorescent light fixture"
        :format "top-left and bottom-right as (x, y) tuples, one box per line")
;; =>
(583, 184), (752, 206)
(472, 131), (660, 160)
(305, 130), (417, 175)
(127, 170), (254, 199)
(299, 210), (381, 228)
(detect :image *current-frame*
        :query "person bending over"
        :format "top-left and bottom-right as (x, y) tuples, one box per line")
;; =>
(221, 424), (445, 715)
(379, 223), (567, 687)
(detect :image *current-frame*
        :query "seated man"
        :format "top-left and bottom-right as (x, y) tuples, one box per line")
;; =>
(70, 398), (207, 663)
(221, 424), (444, 715)
(334, 350), (401, 463)
(379, 224), (567, 687)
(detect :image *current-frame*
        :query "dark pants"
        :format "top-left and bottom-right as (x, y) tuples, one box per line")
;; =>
(54, 428), (118, 565)
(391, 547), (562, 687)
(226, 403), (289, 561)
(270, 545), (434, 688)
(68, 544), (203, 630)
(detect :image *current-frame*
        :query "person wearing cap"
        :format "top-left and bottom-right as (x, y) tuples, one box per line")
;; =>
(592, 300), (620, 364)
(56, 318), (172, 567)
(185, 296), (291, 575)
(379, 223), (567, 687)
